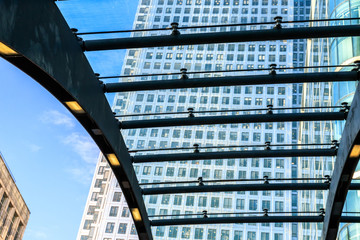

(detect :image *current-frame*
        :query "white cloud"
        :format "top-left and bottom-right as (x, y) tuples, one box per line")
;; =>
(29, 144), (42, 152)
(26, 229), (48, 239)
(62, 133), (99, 184)
(40, 110), (74, 128)
(62, 133), (99, 164)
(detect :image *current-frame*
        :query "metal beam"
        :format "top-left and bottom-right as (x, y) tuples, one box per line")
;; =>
(323, 83), (360, 240)
(0, 1), (152, 239)
(150, 216), (324, 226)
(120, 112), (346, 129)
(83, 25), (360, 51)
(142, 183), (330, 195)
(339, 216), (360, 223)
(133, 148), (336, 163)
(104, 71), (358, 93)
(150, 215), (360, 226)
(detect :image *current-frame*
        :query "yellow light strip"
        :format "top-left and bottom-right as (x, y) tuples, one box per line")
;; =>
(0, 42), (18, 56)
(131, 208), (142, 221)
(64, 101), (85, 114)
(350, 145), (360, 158)
(107, 153), (120, 166)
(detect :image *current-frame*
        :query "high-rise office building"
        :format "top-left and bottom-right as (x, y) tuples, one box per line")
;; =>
(0, 153), (30, 240)
(77, 1), (310, 240)
(299, 0), (360, 239)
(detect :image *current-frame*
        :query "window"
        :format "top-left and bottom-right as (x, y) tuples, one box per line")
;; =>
(186, 196), (194, 206)
(169, 226), (178, 238)
(179, 227), (190, 239)
(156, 226), (165, 237)
(113, 192), (122, 202)
(154, 167), (163, 176)
(211, 197), (219, 208)
(105, 222), (114, 233)
(109, 206), (118, 217)
(223, 198), (232, 208)
(162, 195), (170, 204)
(166, 167), (175, 176)
(198, 196), (207, 207)
(249, 200), (258, 210)
(208, 229), (216, 240)
(174, 195), (182, 205)
(195, 228), (204, 239)
(121, 207), (130, 217)
(221, 230), (230, 240)
(118, 223), (127, 234)
(236, 199), (245, 210)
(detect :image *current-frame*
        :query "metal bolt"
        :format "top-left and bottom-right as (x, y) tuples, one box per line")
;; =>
(351, 60), (360, 71)
(194, 144), (200, 153)
(340, 102), (349, 112)
(274, 16), (283, 29)
(263, 175), (269, 184)
(180, 68), (188, 80)
(324, 175), (331, 184)
(319, 208), (325, 216)
(203, 210), (208, 218)
(263, 208), (269, 216)
(265, 142), (271, 150)
(269, 64), (277, 75)
(188, 107), (195, 118)
(170, 22), (180, 36)
(198, 176), (204, 186)
(70, 28), (78, 33)
(267, 104), (273, 114)
(331, 140), (339, 149)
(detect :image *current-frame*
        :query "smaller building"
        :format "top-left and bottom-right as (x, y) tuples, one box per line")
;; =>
(0, 153), (30, 240)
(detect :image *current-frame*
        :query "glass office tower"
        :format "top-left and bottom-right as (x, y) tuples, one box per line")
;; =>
(299, 0), (360, 238)
(77, 1), (310, 240)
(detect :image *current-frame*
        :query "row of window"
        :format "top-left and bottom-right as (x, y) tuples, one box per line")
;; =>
(132, 98), (285, 109)
(145, 0), (289, 6)
(154, 226), (284, 240)
(135, 88), (287, 101)
(144, 52), (287, 61)
(152, 6), (288, 15)
(127, 132), (286, 149)
(138, 166), (285, 178)
(128, 130), (286, 141)
(147, 195), (284, 210)
(105, 222), (137, 235)
(152, 12), (289, 24)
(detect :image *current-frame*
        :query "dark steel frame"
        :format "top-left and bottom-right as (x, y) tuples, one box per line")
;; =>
(120, 112), (346, 129)
(104, 71), (359, 92)
(83, 25), (360, 51)
(1, 1), (360, 239)
(133, 148), (336, 163)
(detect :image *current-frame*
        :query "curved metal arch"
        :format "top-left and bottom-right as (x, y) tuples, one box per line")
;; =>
(0, 1), (151, 239)
(323, 83), (360, 240)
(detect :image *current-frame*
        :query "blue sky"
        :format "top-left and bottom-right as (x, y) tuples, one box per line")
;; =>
(0, 1), (138, 239)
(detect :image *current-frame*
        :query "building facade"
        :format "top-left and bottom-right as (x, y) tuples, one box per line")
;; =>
(0, 153), (30, 240)
(299, 0), (360, 238)
(77, 0), (310, 240)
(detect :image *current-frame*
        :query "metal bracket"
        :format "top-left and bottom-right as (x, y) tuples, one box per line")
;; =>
(203, 210), (208, 218)
(263, 208), (269, 216)
(264, 175), (269, 184)
(324, 175), (331, 184)
(180, 68), (188, 79)
(269, 64), (277, 75)
(265, 142), (271, 150)
(198, 176), (204, 186)
(274, 16), (283, 29)
(188, 107), (195, 117)
(171, 22), (180, 36)
(194, 144), (200, 153)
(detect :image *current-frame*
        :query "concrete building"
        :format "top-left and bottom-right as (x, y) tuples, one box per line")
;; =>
(0, 153), (30, 240)
(77, 0), (310, 240)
